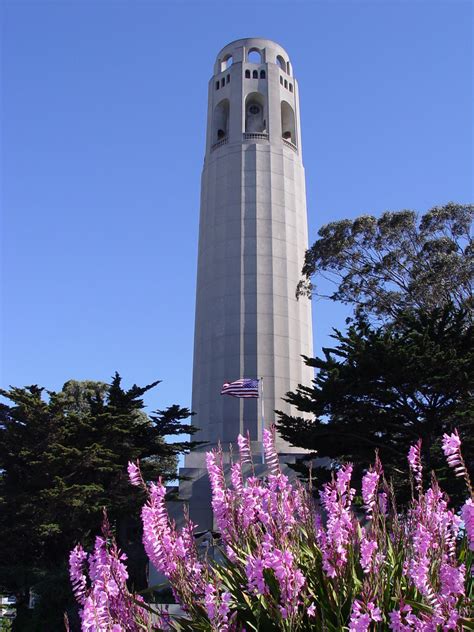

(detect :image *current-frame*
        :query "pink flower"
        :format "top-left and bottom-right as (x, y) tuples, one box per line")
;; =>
(69, 544), (88, 605)
(408, 440), (423, 488)
(264, 546), (305, 615)
(389, 603), (441, 631)
(361, 469), (380, 517)
(442, 429), (468, 480)
(439, 562), (465, 597)
(204, 583), (232, 630)
(204, 583), (216, 620)
(408, 555), (431, 597)
(360, 535), (378, 573)
(127, 460), (143, 487)
(141, 479), (172, 574)
(442, 430), (461, 459)
(319, 467), (355, 577)
(336, 463), (353, 496)
(230, 461), (243, 493)
(71, 522), (151, 631)
(237, 433), (252, 464)
(367, 602), (382, 622)
(246, 555), (267, 595)
(73, 431), (474, 630)
(206, 450), (233, 540)
(263, 427), (280, 474)
(140, 478), (204, 603)
(378, 491), (388, 516)
(412, 523), (432, 557)
(349, 600), (381, 631)
(461, 498), (474, 551)
(389, 603), (415, 631)
(445, 610), (460, 630)
(219, 591), (232, 621)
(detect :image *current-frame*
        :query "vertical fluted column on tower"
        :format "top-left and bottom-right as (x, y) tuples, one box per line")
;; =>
(188, 38), (313, 464)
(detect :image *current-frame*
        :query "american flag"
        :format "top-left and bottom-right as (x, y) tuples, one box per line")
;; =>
(221, 378), (259, 398)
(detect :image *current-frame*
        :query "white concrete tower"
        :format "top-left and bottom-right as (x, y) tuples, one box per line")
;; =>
(189, 38), (313, 461)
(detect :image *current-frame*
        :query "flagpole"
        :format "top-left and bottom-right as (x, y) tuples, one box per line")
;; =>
(260, 376), (265, 464)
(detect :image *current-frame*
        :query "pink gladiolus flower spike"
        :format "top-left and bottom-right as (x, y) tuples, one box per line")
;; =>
(69, 544), (88, 605)
(263, 427), (280, 474)
(408, 439), (423, 490)
(442, 429), (473, 495)
(461, 499), (474, 551)
(70, 429), (474, 631)
(127, 460), (145, 488)
(361, 469), (380, 517)
(237, 433), (252, 464)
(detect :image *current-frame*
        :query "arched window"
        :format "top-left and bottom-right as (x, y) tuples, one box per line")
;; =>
(260, 70), (266, 79)
(276, 55), (286, 72)
(213, 99), (230, 143)
(252, 70), (258, 79)
(289, 83), (293, 92)
(216, 81), (219, 90)
(248, 48), (262, 64)
(245, 69), (251, 79)
(281, 100), (296, 145)
(284, 79), (288, 89)
(226, 74), (230, 84)
(221, 55), (233, 72)
(287, 61), (291, 75)
(280, 76), (283, 85)
(221, 78), (225, 88)
(245, 92), (266, 133)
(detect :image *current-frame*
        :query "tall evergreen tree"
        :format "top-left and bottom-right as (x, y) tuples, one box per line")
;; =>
(0, 373), (200, 629)
(276, 305), (473, 502)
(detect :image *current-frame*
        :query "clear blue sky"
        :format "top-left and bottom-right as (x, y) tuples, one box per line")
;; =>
(2, 1), (472, 418)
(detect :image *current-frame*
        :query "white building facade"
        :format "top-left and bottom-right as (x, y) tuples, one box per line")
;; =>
(188, 37), (313, 465)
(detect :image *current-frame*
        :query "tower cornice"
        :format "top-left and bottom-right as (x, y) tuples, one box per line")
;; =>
(213, 38), (294, 78)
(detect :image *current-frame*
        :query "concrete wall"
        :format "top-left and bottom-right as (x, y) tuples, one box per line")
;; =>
(189, 38), (313, 459)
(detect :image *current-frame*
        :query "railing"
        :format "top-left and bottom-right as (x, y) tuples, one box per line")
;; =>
(212, 134), (297, 152)
(243, 133), (269, 141)
(282, 138), (297, 152)
(211, 137), (228, 151)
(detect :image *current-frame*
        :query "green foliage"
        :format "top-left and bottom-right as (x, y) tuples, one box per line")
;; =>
(277, 304), (473, 502)
(297, 202), (473, 321)
(0, 373), (200, 628)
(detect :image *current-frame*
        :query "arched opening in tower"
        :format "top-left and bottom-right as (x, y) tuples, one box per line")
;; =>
(220, 55), (233, 72)
(247, 48), (262, 64)
(276, 55), (287, 72)
(281, 100), (296, 145)
(213, 99), (230, 142)
(245, 92), (266, 133)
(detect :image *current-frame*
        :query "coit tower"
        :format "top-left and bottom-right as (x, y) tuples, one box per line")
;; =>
(188, 38), (313, 465)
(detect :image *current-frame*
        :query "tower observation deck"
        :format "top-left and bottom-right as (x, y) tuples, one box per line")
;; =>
(187, 37), (314, 469)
